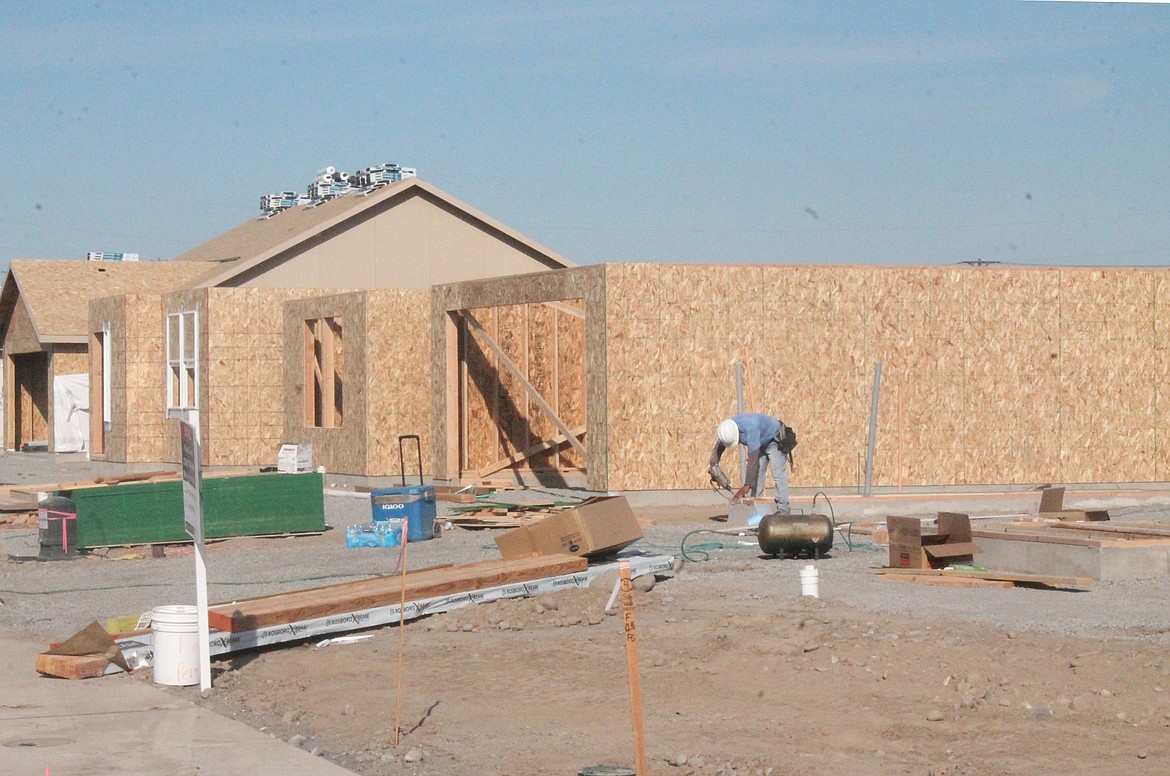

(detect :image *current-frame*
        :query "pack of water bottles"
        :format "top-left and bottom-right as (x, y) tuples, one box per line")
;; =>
(345, 518), (404, 548)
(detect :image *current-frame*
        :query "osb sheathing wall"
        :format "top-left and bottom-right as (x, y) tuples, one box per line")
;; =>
(2, 297), (41, 354)
(163, 288), (320, 466)
(52, 347), (87, 378)
(431, 266), (607, 489)
(280, 290), (429, 477)
(88, 294), (168, 463)
(364, 290), (432, 477)
(283, 291), (369, 476)
(604, 263), (1170, 491)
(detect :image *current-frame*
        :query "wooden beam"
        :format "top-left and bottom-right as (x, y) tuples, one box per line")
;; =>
(876, 574), (1014, 589)
(303, 321), (316, 425)
(870, 566), (1094, 587)
(207, 555), (587, 632)
(445, 312), (461, 479)
(478, 426), (586, 478)
(464, 312), (588, 460)
(320, 318), (335, 428)
(35, 652), (113, 680)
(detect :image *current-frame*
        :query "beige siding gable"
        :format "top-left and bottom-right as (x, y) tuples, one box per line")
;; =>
(225, 192), (565, 290)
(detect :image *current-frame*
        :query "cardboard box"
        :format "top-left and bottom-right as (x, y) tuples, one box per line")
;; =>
(888, 512), (979, 570)
(277, 443), (313, 473)
(495, 495), (643, 560)
(1039, 487), (1110, 522)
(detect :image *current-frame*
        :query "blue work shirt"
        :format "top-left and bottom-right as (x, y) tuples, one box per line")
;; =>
(728, 413), (781, 454)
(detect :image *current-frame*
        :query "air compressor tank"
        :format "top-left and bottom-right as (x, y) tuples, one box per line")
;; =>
(757, 513), (834, 559)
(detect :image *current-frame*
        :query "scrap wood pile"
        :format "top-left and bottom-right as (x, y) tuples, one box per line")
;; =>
(446, 495), (583, 529)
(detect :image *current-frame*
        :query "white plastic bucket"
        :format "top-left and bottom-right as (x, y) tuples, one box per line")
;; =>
(800, 564), (820, 598)
(151, 605), (200, 686)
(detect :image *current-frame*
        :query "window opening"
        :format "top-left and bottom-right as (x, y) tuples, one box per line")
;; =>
(304, 316), (343, 427)
(166, 310), (199, 415)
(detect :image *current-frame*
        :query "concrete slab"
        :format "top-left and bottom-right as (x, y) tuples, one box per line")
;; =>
(0, 631), (356, 776)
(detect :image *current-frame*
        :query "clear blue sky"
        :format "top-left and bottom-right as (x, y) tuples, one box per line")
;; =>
(1, 1), (1168, 272)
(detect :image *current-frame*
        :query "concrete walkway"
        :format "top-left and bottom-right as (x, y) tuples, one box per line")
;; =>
(0, 631), (355, 776)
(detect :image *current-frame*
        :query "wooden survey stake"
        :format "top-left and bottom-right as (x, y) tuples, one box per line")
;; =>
(394, 516), (410, 748)
(619, 560), (648, 776)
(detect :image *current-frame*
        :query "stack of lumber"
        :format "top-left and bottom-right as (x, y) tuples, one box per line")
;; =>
(207, 554), (587, 632)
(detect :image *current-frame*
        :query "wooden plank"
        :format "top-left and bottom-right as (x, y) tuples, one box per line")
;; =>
(876, 574), (1014, 589)
(478, 425), (586, 478)
(1047, 522), (1170, 539)
(972, 526), (1106, 547)
(208, 555), (587, 632)
(35, 652), (112, 680)
(445, 312), (460, 479)
(871, 566), (1094, 587)
(5, 470), (180, 498)
(207, 564), (457, 612)
(464, 312), (589, 460)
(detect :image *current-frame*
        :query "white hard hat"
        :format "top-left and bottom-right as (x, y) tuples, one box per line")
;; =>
(717, 419), (740, 447)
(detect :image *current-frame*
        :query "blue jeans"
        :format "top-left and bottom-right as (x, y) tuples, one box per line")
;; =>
(754, 439), (790, 512)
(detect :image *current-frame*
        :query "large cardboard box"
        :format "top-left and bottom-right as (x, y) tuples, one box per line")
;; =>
(495, 495), (643, 560)
(888, 512), (979, 570)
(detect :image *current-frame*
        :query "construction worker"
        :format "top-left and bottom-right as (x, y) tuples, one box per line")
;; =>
(708, 413), (793, 513)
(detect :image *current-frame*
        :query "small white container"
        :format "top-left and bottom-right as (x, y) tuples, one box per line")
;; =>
(799, 564), (820, 598)
(151, 605), (200, 686)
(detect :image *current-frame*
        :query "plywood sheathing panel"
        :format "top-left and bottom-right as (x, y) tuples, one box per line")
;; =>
(602, 263), (1170, 491)
(9, 259), (208, 342)
(431, 266), (606, 490)
(3, 296), (42, 354)
(156, 287), (322, 467)
(555, 301), (587, 470)
(363, 289), (431, 477)
(88, 294), (168, 463)
(527, 303), (556, 469)
(52, 346), (88, 378)
(88, 296), (126, 460)
(282, 291), (368, 476)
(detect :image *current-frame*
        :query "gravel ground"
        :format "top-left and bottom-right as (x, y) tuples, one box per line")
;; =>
(3, 450), (1170, 646)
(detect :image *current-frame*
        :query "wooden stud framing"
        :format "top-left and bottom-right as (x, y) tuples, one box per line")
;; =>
(464, 312), (588, 460)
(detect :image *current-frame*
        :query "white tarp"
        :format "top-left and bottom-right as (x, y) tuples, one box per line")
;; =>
(53, 373), (89, 453)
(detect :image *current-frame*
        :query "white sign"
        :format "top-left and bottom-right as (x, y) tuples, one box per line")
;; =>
(180, 419), (204, 544)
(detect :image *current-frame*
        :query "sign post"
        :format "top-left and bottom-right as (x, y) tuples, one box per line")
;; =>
(180, 413), (211, 692)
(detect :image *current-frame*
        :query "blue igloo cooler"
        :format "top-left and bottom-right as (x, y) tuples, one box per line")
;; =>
(370, 486), (435, 542)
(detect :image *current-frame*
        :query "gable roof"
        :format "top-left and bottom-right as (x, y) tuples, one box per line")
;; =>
(175, 177), (574, 288)
(0, 259), (209, 344)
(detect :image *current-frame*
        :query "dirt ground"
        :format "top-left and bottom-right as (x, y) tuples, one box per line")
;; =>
(140, 508), (1170, 776)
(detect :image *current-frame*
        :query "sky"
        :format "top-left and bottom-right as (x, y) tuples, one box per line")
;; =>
(1, 1), (1168, 273)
